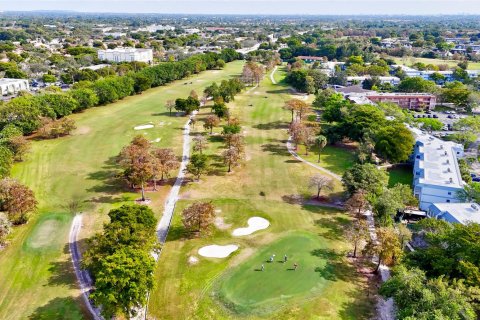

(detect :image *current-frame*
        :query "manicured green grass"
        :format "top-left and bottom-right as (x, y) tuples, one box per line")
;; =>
(0, 61), (244, 319)
(386, 165), (413, 187)
(296, 144), (357, 176)
(217, 232), (345, 315)
(148, 67), (375, 319)
(389, 56), (480, 70)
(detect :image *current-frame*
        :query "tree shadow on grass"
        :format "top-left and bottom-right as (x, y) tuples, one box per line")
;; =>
(285, 159), (302, 163)
(86, 156), (123, 196)
(312, 248), (354, 282)
(46, 244), (78, 289)
(281, 194), (304, 205)
(314, 216), (350, 240)
(261, 143), (290, 156)
(28, 296), (85, 320)
(166, 224), (187, 242)
(265, 88), (293, 94)
(207, 154), (227, 177)
(252, 121), (288, 130)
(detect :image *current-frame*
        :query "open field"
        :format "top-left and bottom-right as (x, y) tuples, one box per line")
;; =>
(148, 67), (375, 319)
(386, 165), (414, 187)
(0, 61), (244, 319)
(296, 144), (357, 176)
(389, 56), (480, 70)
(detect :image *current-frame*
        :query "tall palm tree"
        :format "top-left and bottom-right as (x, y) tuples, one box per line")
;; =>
(315, 135), (327, 163)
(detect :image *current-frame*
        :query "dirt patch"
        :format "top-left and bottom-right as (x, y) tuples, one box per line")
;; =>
(214, 216), (232, 230)
(74, 126), (91, 135)
(188, 256), (199, 265)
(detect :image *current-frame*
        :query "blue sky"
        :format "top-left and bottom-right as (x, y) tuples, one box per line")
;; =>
(3, 0), (480, 15)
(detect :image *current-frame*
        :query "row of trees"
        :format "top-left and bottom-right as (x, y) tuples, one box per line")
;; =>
(0, 125), (37, 246)
(0, 50), (240, 136)
(117, 136), (180, 201)
(83, 204), (158, 319)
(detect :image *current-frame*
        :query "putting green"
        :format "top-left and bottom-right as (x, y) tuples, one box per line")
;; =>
(24, 213), (71, 251)
(216, 232), (336, 315)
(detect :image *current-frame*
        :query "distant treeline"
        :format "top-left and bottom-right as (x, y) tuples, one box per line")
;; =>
(0, 49), (242, 135)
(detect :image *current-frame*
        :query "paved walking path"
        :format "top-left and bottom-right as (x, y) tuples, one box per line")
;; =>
(270, 66), (278, 85)
(155, 111), (196, 245)
(286, 138), (342, 181)
(69, 214), (103, 320)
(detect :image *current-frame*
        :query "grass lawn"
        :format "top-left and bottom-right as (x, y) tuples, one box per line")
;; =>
(217, 232), (353, 316)
(386, 165), (413, 187)
(0, 60), (244, 319)
(296, 144), (357, 176)
(148, 67), (375, 319)
(389, 56), (480, 70)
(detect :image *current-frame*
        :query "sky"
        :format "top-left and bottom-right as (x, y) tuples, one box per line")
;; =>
(2, 0), (480, 15)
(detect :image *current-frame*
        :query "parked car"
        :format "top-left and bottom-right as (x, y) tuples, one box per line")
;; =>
(473, 177), (480, 182)
(447, 115), (453, 119)
(433, 114), (439, 118)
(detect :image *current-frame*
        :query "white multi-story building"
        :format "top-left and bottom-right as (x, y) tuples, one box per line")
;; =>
(410, 127), (465, 210)
(0, 78), (29, 96)
(97, 48), (153, 64)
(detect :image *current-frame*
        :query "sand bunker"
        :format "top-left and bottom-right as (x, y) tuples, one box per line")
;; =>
(151, 138), (161, 143)
(134, 124), (154, 130)
(232, 217), (270, 236)
(198, 244), (238, 258)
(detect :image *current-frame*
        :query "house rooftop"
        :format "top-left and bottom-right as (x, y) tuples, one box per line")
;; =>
(410, 126), (464, 189)
(430, 202), (480, 224)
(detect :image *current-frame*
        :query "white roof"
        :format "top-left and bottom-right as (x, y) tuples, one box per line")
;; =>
(98, 47), (152, 53)
(410, 126), (464, 189)
(0, 78), (28, 85)
(431, 202), (480, 224)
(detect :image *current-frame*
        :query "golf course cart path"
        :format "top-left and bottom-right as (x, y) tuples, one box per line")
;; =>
(156, 111), (197, 245)
(69, 214), (103, 320)
(364, 210), (394, 320)
(286, 138), (342, 181)
(270, 66), (278, 84)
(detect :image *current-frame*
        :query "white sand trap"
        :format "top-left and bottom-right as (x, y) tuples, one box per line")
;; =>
(198, 244), (238, 258)
(151, 138), (161, 143)
(134, 124), (154, 130)
(232, 217), (270, 236)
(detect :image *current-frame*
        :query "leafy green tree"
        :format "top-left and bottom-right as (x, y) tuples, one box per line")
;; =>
(343, 104), (386, 141)
(89, 247), (155, 319)
(374, 122), (415, 163)
(416, 118), (443, 132)
(0, 96), (42, 134)
(186, 153), (209, 181)
(342, 163), (388, 197)
(364, 226), (402, 272)
(430, 72), (446, 84)
(442, 82), (471, 108)
(373, 184), (418, 226)
(69, 88), (99, 111)
(406, 222), (480, 287)
(315, 135), (327, 163)
(321, 93), (351, 123)
(0, 146), (13, 178)
(380, 265), (476, 320)
(397, 77), (437, 93)
(42, 74), (56, 83)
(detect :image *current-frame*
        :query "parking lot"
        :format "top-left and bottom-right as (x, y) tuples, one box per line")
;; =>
(413, 109), (465, 132)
